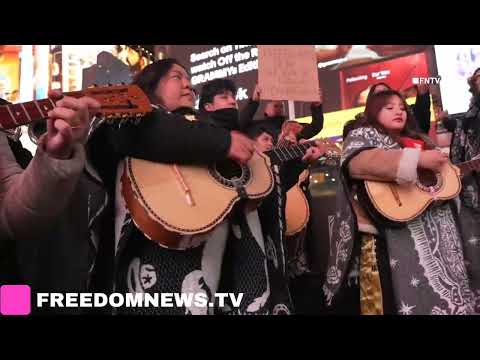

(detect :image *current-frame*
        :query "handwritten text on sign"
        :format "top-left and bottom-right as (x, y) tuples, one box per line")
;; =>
(258, 45), (320, 102)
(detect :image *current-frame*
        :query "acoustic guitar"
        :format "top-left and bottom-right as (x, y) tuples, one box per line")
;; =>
(364, 154), (480, 223)
(0, 84), (151, 129)
(363, 87), (472, 223)
(285, 149), (341, 237)
(285, 169), (311, 237)
(279, 120), (341, 237)
(122, 139), (339, 249)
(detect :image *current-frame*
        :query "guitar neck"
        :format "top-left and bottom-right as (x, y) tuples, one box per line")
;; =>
(0, 91), (84, 130)
(265, 140), (316, 164)
(457, 158), (480, 176)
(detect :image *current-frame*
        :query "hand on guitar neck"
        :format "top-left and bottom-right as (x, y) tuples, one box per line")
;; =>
(299, 139), (328, 164)
(44, 90), (100, 159)
(278, 120), (325, 163)
(278, 121), (340, 164)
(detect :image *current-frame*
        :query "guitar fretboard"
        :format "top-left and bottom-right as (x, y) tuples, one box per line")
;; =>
(266, 141), (316, 164)
(0, 91), (82, 129)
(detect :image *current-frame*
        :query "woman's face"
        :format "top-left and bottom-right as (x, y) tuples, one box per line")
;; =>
(154, 64), (195, 111)
(377, 95), (407, 133)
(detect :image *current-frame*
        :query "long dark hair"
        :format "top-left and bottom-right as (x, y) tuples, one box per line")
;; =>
(357, 90), (435, 149)
(365, 82), (392, 107)
(342, 83), (391, 139)
(468, 67), (480, 96)
(132, 58), (187, 105)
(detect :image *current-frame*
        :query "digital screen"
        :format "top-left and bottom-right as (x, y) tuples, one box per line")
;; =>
(168, 45), (259, 111)
(10, 45), (154, 153)
(338, 52), (430, 109)
(0, 45), (21, 103)
(434, 45), (480, 114)
(168, 45), (434, 121)
(315, 45), (427, 70)
(46, 45), (152, 93)
(6, 45), (439, 141)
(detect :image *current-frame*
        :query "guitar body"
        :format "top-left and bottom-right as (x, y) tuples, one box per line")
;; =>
(122, 151), (274, 249)
(364, 161), (461, 223)
(286, 170), (310, 237)
(120, 129), (340, 249)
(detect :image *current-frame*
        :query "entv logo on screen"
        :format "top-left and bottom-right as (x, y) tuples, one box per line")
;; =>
(412, 76), (442, 85)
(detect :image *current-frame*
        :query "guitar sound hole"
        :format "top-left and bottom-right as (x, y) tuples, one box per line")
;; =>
(416, 169), (442, 192)
(216, 160), (243, 179)
(209, 160), (251, 188)
(418, 169), (437, 187)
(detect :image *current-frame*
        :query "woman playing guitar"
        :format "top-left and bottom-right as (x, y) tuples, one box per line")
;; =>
(324, 89), (479, 315)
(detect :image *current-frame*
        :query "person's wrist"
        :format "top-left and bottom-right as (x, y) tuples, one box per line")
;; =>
(50, 148), (74, 160)
(43, 140), (74, 160)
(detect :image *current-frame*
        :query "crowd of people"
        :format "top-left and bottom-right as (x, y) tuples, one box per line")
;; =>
(1, 56), (479, 315)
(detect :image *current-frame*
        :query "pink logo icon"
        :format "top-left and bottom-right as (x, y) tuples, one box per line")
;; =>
(0, 285), (31, 316)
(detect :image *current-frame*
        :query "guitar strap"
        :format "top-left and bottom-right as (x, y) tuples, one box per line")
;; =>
(232, 180), (248, 200)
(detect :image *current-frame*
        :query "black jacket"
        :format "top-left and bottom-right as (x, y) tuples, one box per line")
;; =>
(105, 107), (231, 166)
(412, 92), (432, 134)
(84, 107), (234, 296)
(239, 99), (324, 141)
(87, 106), (305, 292)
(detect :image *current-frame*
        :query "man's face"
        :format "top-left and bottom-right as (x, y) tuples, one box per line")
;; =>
(255, 132), (274, 152)
(264, 101), (284, 117)
(204, 90), (238, 111)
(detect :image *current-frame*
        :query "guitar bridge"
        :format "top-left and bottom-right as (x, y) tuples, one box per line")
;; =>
(388, 184), (402, 206)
